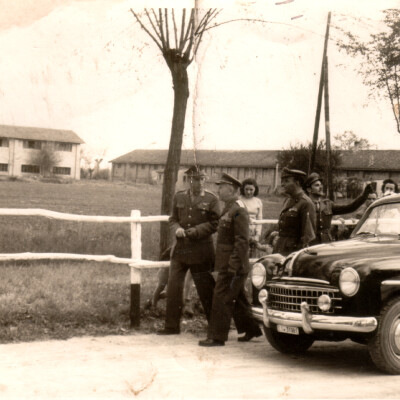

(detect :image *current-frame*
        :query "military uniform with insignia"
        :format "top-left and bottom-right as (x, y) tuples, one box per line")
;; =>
(199, 173), (262, 347)
(273, 168), (316, 256)
(159, 166), (220, 335)
(305, 172), (373, 244)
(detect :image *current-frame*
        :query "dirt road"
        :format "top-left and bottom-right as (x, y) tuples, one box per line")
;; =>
(0, 331), (399, 399)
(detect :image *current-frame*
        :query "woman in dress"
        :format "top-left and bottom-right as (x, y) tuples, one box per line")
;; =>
(239, 178), (263, 258)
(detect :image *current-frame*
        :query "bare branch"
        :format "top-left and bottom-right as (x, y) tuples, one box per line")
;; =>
(195, 9), (220, 35)
(130, 9), (163, 52)
(182, 9), (195, 55)
(158, 8), (168, 50)
(164, 9), (170, 49)
(179, 9), (186, 51)
(171, 9), (179, 49)
(195, 9), (212, 35)
(144, 9), (162, 42)
(206, 9), (222, 28)
(202, 17), (323, 40)
(184, 12), (196, 59)
(192, 9), (221, 59)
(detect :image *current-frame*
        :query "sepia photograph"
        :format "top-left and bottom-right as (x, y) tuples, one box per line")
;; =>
(0, 0), (400, 398)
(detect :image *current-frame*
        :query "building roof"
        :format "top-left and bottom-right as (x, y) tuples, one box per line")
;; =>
(111, 149), (279, 168)
(110, 149), (400, 172)
(338, 150), (400, 171)
(0, 125), (84, 144)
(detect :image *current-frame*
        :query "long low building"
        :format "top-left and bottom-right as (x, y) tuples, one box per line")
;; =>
(110, 149), (400, 193)
(0, 125), (84, 180)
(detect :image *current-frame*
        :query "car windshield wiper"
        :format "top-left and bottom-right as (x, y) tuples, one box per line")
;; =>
(355, 231), (377, 237)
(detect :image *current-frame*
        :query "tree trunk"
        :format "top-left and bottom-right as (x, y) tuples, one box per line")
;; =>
(159, 60), (190, 258)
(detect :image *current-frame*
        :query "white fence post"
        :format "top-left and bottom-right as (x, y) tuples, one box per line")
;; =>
(130, 209), (142, 328)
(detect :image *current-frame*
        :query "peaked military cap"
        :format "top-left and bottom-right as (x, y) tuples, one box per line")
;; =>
(185, 165), (206, 178)
(215, 173), (241, 188)
(304, 172), (323, 188)
(281, 167), (307, 182)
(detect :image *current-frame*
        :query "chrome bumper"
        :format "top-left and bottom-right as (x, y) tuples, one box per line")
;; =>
(251, 298), (378, 334)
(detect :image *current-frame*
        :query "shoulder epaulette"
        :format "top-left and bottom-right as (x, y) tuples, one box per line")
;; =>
(236, 199), (245, 208)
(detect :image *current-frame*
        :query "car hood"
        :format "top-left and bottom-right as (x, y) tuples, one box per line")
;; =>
(291, 236), (400, 282)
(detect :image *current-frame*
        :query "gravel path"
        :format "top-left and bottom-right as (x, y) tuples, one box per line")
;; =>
(0, 331), (398, 399)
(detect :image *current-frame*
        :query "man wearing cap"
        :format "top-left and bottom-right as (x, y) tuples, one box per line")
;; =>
(304, 172), (373, 244)
(273, 168), (316, 256)
(198, 173), (262, 347)
(157, 165), (220, 335)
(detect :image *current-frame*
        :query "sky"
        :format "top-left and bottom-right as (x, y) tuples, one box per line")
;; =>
(0, 0), (400, 166)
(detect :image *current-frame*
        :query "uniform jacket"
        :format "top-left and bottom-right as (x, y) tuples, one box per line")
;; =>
(169, 189), (220, 264)
(312, 190), (369, 244)
(214, 197), (250, 275)
(273, 191), (316, 256)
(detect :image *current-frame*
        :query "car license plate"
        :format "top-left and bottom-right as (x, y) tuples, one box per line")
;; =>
(277, 324), (299, 335)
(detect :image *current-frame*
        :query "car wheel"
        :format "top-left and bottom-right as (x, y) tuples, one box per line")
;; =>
(368, 296), (400, 374)
(263, 325), (314, 353)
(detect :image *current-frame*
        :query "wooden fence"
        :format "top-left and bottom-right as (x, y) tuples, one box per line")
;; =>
(0, 208), (358, 327)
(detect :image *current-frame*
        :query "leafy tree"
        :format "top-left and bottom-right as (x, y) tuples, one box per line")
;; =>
(29, 144), (61, 177)
(130, 8), (220, 255)
(336, 9), (400, 133)
(332, 131), (377, 150)
(277, 140), (342, 181)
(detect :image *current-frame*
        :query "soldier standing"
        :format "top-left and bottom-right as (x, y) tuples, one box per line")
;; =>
(273, 168), (316, 256)
(198, 173), (262, 347)
(157, 166), (220, 335)
(304, 172), (374, 244)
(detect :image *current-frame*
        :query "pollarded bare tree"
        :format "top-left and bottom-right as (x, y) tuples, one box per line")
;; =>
(130, 8), (220, 256)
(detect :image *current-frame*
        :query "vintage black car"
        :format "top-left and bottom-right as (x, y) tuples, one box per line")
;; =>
(251, 193), (400, 374)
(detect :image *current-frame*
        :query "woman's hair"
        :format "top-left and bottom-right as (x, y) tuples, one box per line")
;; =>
(240, 178), (259, 196)
(381, 178), (398, 193)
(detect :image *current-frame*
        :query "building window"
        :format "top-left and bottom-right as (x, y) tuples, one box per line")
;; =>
(53, 167), (71, 175)
(141, 164), (146, 169)
(21, 164), (40, 173)
(117, 164), (122, 169)
(23, 140), (41, 150)
(0, 138), (9, 147)
(0, 163), (8, 171)
(227, 167), (232, 174)
(55, 142), (72, 152)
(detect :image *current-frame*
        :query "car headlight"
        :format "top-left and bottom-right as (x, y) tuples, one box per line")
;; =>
(339, 267), (360, 297)
(251, 262), (266, 289)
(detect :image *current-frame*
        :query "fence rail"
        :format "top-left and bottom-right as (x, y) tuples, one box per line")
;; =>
(0, 208), (358, 327)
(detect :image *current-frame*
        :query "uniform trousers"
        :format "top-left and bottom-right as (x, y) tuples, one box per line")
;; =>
(207, 271), (262, 342)
(165, 258), (215, 331)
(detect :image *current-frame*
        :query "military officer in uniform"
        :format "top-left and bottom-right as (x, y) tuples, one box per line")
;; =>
(157, 165), (220, 335)
(273, 168), (316, 256)
(198, 173), (262, 347)
(304, 172), (374, 244)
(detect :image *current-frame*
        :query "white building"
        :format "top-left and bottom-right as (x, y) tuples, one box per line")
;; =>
(0, 125), (84, 180)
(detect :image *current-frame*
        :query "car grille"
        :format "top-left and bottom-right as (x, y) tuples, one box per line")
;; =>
(267, 283), (342, 314)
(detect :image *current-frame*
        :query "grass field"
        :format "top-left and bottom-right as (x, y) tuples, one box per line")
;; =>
(0, 178), (282, 343)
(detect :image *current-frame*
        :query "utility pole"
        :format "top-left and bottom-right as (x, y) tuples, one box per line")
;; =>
(323, 56), (334, 200)
(309, 12), (331, 174)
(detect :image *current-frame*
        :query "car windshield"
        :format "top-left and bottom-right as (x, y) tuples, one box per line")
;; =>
(354, 203), (400, 237)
